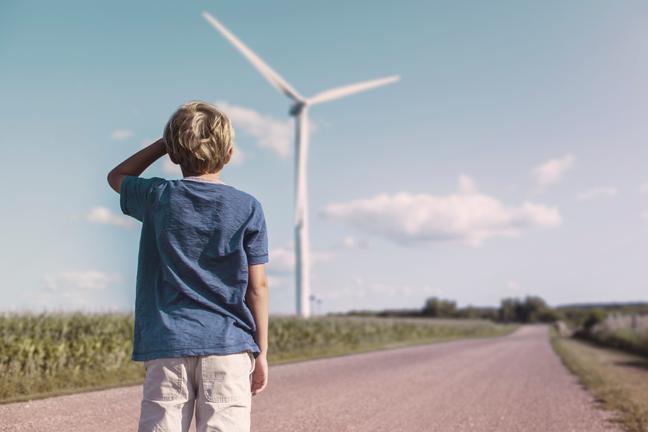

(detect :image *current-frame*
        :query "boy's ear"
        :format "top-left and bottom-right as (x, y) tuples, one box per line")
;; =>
(224, 146), (234, 165)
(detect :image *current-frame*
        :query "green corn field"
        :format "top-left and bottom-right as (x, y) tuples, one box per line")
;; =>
(0, 312), (515, 403)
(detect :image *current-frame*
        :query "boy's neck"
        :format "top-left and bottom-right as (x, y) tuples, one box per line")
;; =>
(181, 169), (222, 183)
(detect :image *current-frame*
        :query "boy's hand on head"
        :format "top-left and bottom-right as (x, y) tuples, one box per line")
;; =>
(251, 353), (268, 396)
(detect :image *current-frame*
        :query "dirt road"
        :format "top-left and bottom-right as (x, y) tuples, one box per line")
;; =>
(0, 325), (621, 431)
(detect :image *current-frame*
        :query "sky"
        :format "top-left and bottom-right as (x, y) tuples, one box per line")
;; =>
(1, 0), (647, 315)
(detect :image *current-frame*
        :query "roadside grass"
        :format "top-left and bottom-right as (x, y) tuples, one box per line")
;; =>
(550, 328), (648, 432)
(1, 313), (516, 404)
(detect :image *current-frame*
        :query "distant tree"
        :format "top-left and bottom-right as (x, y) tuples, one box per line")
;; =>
(583, 308), (608, 332)
(498, 296), (556, 323)
(457, 306), (480, 319)
(521, 296), (550, 322)
(536, 308), (562, 323)
(422, 297), (457, 318)
(499, 298), (520, 322)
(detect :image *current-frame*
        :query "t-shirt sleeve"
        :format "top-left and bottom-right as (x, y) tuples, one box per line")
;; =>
(119, 176), (164, 222)
(243, 199), (269, 265)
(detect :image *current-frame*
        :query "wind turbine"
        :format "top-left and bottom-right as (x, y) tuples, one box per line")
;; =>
(203, 11), (399, 318)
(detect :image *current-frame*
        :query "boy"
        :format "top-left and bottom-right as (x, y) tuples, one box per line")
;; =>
(107, 100), (269, 432)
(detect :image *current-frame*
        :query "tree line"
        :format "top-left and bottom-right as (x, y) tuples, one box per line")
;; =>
(346, 296), (648, 324)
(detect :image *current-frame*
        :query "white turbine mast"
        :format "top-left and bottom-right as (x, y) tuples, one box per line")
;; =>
(203, 11), (399, 318)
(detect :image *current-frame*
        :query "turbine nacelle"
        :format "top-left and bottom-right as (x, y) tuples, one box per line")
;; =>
(289, 101), (307, 117)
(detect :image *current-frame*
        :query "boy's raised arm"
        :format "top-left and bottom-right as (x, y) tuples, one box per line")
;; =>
(107, 138), (167, 193)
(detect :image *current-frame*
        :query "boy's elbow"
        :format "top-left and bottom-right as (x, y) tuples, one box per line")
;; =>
(247, 277), (269, 297)
(107, 171), (121, 193)
(248, 279), (269, 295)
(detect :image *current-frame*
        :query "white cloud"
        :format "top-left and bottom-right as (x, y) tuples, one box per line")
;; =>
(320, 175), (561, 247)
(86, 206), (133, 228)
(641, 211), (648, 222)
(341, 235), (370, 250)
(162, 157), (183, 176)
(577, 186), (618, 201)
(531, 154), (575, 191)
(215, 101), (293, 158)
(229, 146), (245, 165)
(267, 246), (296, 275)
(267, 244), (334, 276)
(640, 182), (648, 194)
(321, 277), (430, 302)
(44, 271), (121, 292)
(111, 129), (134, 141)
(140, 137), (154, 149)
(40, 270), (122, 311)
(507, 280), (522, 292)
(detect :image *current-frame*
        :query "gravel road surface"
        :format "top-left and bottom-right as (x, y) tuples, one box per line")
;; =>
(0, 325), (621, 432)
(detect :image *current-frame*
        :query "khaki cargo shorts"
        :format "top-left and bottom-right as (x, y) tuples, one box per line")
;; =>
(138, 350), (256, 432)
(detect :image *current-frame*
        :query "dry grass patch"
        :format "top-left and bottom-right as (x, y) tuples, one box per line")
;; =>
(551, 329), (648, 432)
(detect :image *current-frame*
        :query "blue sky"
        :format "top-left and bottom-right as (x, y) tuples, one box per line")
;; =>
(1, 0), (647, 314)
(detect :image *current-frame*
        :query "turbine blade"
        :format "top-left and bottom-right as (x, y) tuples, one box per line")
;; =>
(307, 75), (400, 105)
(202, 11), (304, 102)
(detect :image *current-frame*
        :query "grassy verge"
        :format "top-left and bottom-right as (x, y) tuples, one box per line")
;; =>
(550, 327), (648, 432)
(1, 312), (515, 404)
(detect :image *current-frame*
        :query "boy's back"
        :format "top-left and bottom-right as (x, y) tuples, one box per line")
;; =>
(120, 175), (268, 361)
(108, 100), (270, 432)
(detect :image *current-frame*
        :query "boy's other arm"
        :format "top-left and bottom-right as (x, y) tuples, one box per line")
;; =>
(246, 264), (269, 356)
(107, 138), (167, 193)
(246, 263), (269, 396)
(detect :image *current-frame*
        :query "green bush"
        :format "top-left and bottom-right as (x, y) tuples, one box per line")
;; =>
(583, 309), (608, 332)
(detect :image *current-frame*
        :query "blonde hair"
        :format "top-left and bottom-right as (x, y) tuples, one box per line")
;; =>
(163, 101), (235, 175)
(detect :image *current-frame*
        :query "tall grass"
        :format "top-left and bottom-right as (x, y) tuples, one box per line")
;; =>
(585, 314), (648, 357)
(0, 312), (514, 403)
(0, 312), (142, 403)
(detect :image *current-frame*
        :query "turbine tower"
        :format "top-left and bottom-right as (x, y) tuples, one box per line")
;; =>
(203, 11), (399, 318)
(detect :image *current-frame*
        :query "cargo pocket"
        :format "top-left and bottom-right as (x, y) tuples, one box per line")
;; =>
(201, 352), (251, 404)
(142, 357), (188, 402)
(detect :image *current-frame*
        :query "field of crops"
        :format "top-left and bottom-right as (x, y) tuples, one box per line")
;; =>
(0, 312), (515, 403)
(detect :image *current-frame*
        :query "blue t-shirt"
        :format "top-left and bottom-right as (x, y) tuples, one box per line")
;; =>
(119, 175), (268, 361)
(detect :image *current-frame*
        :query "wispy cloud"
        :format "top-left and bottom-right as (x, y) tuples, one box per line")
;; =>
(577, 186), (618, 201)
(339, 235), (370, 250)
(267, 246), (296, 275)
(640, 182), (648, 195)
(162, 157), (183, 176)
(86, 206), (133, 228)
(531, 154), (575, 191)
(641, 211), (648, 222)
(139, 138), (154, 149)
(506, 280), (522, 292)
(321, 277), (439, 303)
(215, 101), (293, 158)
(267, 244), (335, 276)
(111, 129), (134, 141)
(320, 175), (561, 247)
(40, 270), (122, 311)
